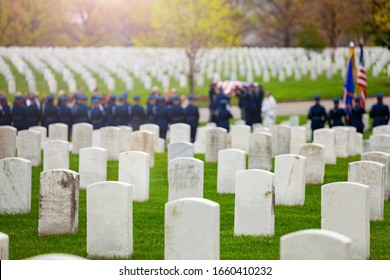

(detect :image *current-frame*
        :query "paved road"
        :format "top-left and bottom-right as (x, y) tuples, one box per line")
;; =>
(198, 96), (390, 122)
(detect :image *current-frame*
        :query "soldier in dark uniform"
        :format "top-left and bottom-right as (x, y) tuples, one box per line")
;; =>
(88, 97), (106, 130)
(370, 93), (390, 128)
(105, 95), (117, 126)
(155, 96), (169, 139)
(251, 83), (264, 124)
(0, 95), (12, 126)
(57, 95), (72, 139)
(72, 94), (90, 124)
(129, 95), (145, 130)
(328, 97), (346, 127)
(112, 94), (130, 126)
(236, 86), (250, 124)
(308, 95), (327, 134)
(184, 94), (199, 142)
(208, 83), (217, 122)
(169, 95), (185, 124)
(26, 95), (40, 128)
(146, 96), (157, 124)
(215, 86), (229, 111)
(350, 96), (365, 133)
(12, 95), (27, 131)
(215, 99), (233, 132)
(41, 94), (59, 129)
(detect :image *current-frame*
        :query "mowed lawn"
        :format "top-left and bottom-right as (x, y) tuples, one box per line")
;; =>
(1, 146), (390, 260)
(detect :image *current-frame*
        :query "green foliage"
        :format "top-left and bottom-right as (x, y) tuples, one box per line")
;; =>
(296, 24), (326, 52)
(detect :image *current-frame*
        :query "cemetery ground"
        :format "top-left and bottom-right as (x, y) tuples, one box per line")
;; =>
(1, 120), (390, 260)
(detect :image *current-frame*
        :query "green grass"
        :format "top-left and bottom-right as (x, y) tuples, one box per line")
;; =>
(1, 147), (390, 260)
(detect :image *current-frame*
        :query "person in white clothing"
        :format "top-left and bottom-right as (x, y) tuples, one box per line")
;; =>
(261, 91), (276, 128)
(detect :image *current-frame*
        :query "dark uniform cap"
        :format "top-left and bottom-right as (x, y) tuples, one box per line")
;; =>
(92, 97), (101, 104)
(81, 94), (88, 101)
(355, 96), (361, 102)
(376, 93), (384, 98)
(172, 95), (180, 101)
(188, 94), (195, 100)
(0, 96), (6, 102)
(133, 95), (140, 100)
(46, 94), (54, 101)
(110, 94), (117, 101)
(313, 94), (321, 100)
(333, 97), (340, 103)
(29, 95), (35, 100)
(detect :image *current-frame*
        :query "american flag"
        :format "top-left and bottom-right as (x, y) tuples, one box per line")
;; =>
(215, 80), (248, 95)
(357, 42), (367, 108)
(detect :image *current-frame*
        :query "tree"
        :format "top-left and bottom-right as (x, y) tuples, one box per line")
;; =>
(134, 0), (242, 94)
(296, 24), (326, 52)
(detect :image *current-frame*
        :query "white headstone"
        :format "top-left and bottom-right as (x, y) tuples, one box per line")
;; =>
(43, 140), (69, 170)
(331, 126), (349, 158)
(234, 169), (275, 236)
(205, 127), (227, 162)
(299, 143), (325, 185)
(369, 134), (390, 154)
(248, 132), (272, 170)
(271, 124), (290, 156)
(119, 151), (150, 202)
(290, 126), (306, 154)
(0, 232), (9, 260)
(373, 125), (390, 135)
(165, 197), (219, 260)
(99, 126), (120, 160)
(363, 140), (370, 153)
(289, 115), (300, 127)
(217, 149), (246, 194)
(119, 126), (133, 153)
(72, 123), (93, 154)
(79, 147), (107, 189)
(0, 126), (16, 159)
(346, 126), (357, 156)
(0, 157), (31, 214)
(92, 130), (100, 147)
(361, 151), (390, 201)
(348, 161), (385, 221)
(169, 123), (191, 144)
(321, 182), (370, 260)
(17, 130), (41, 166)
(253, 127), (271, 133)
(230, 125), (251, 153)
(87, 181), (132, 258)
(168, 142), (194, 162)
(140, 123), (159, 151)
(355, 133), (363, 155)
(48, 123), (68, 141)
(275, 154), (306, 206)
(156, 138), (166, 153)
(168, 157), (203, 201)
(29, 126), (47, 149)
(313, 128), (336, 164)
(280, 229), (351, 260)
(38, 169), (79, 236)
(130, 130), (154, 167)
(27, 253), (85, 260)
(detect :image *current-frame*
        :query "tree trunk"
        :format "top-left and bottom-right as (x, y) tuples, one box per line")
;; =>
(186, 49), (198, 94)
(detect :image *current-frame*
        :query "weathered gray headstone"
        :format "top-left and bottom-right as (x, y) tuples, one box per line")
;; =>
(275, 154), (306, 206)
(79, 147), (107, 189)
(234, 169), (275, 236)
(271, 124), (290, 156)
(43, 140), (69, 170)
(313, 128), (336, 164)
(373, 125), (390, 135)
(230, 125), (251, 153)
(299, 143), (325, 185)
(369, 134), (390, 154)
(0, 232), (9, 260)
(118, 126), (133, 153)
(248, 132), (272, 170)
(331, 126), (349, 158)
(48, 123), (68, 141)
(348, 161), (385, 221)
(17, 130), (41, 166)
(87, 181), (132, 259)
(280, 229), (351, 260)
(168, 142), (194, 162)
(38, 169), (79, 236)
(119, 151), (150, 202)
(168, 157), (203, 201)
(0, 157), (31, 214)
(290, 126), (306, 154)
(29, 126), (47, 149)
(321, 182), (370, 260)
(0, 126), (16, 159)
(165, 197), (219, 260)
(130, 130), (154, 168)
(72, 123), (93, 154)
(99, 126), (120, 160)
(205, 127), (227, 162)
(217, 149), (246, 194)
(361, 151), (390, 200)
(169, 123), (191, 144)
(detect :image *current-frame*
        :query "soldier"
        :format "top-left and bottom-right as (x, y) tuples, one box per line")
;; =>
(146, 96), (157, 124)
(169, 95), (185, 124)
(11, 95), (27, 131)
(155, 96), (169, 139)
(328, 97), (346, 127)
(236, 86), (250, 124)
(0, 95), (12, 126)
(88, 97), (106, 130)
(72, 94), (90, 124)
(370, 93), (389, 128)
(41, 94), (59, 129)
(208, 83), (217, 122)
(112, 94), (130, 126)
(215, 99), (233, 132)
(105, 94), (117, 126)
(184, 94), (199, 142)
(57, 95), (72, 139)
(350, 96), (365, 133)
(129, 95), (145, 131)
(308, 95), (327, 133)
(251, 83), (264, 125)
(26, 95), (40, 128)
